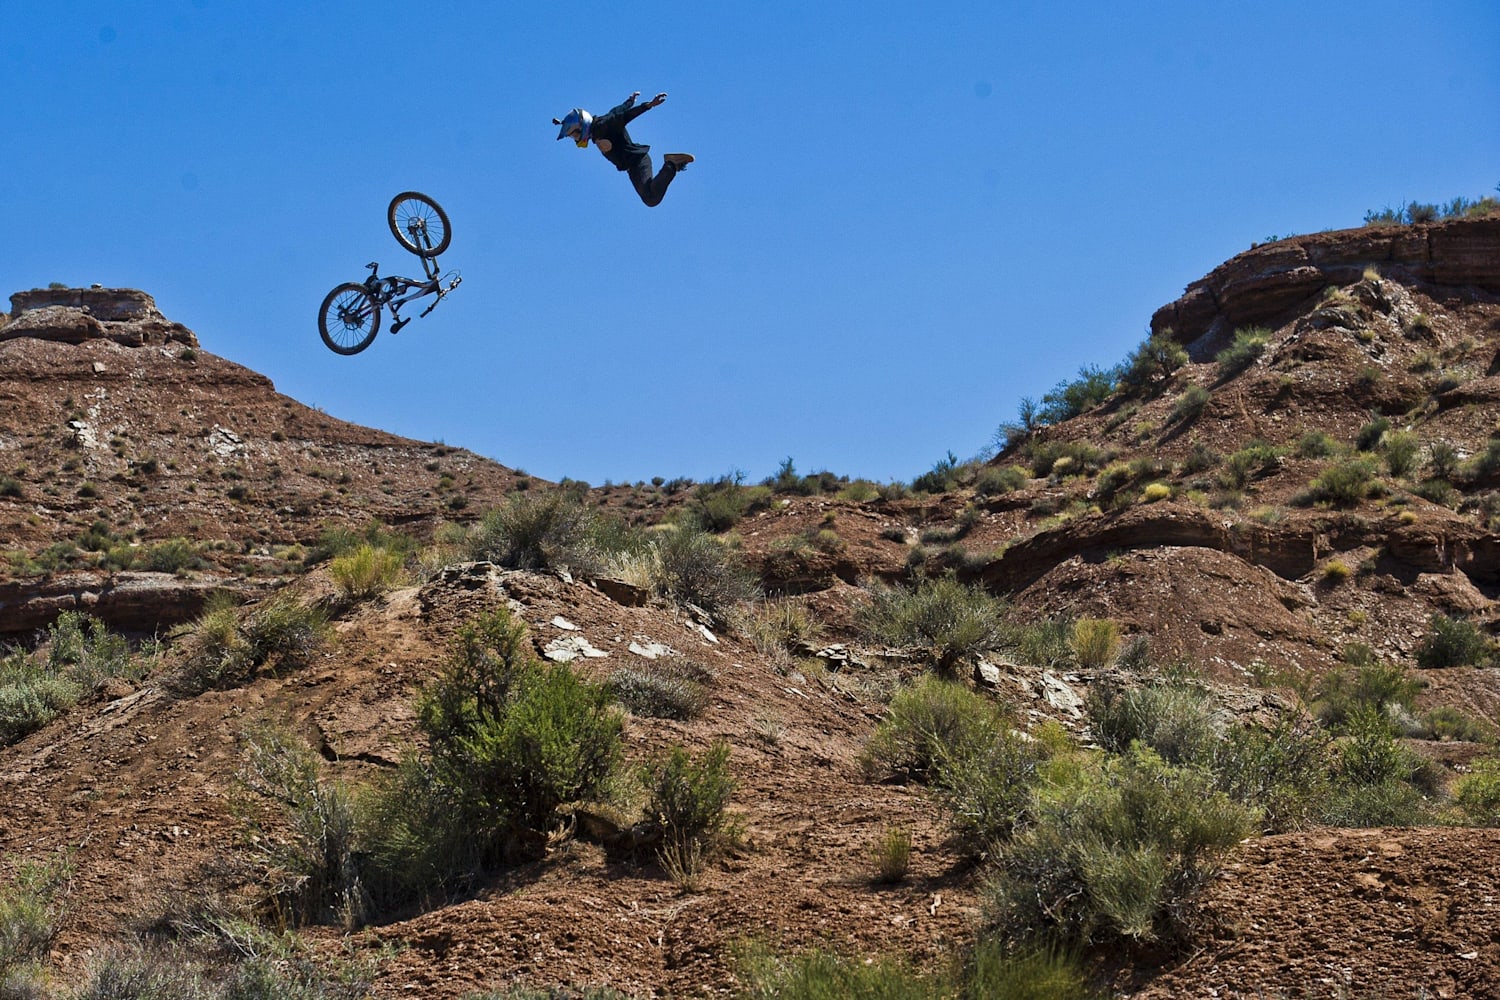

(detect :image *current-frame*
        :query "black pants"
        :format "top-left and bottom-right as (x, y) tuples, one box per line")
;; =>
(627, 155), (677, 207)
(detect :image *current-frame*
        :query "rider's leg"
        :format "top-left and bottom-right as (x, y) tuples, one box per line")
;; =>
(628, 154), (679, 208)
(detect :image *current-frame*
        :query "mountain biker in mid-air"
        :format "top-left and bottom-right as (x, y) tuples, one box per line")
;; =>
(553, 91), (694, 207)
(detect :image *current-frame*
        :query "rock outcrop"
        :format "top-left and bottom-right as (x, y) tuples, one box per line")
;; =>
(2, 287), (198, 348)
(1151, 217), (1500, 354)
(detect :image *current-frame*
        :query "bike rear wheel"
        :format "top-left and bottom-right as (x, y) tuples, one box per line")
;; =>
(319, 283), (381, 355)
(388, 192), (451, 258)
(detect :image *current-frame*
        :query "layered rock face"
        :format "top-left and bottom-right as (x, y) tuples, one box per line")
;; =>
(1151, 217), (1500, 354)
(2, 287), (198, 347)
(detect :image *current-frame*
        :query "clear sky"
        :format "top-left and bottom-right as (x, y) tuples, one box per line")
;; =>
(4, 2), (1498, 486)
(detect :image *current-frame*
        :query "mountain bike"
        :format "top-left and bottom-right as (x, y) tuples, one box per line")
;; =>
(318, 192), (462, 356)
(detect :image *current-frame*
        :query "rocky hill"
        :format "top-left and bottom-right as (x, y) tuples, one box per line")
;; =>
(4, 217), (1500, 998)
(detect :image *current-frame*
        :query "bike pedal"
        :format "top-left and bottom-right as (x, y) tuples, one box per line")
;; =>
(390, 317), (409, 334)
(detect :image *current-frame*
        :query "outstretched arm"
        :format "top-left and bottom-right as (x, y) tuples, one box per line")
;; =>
(622, 92), (668, 123)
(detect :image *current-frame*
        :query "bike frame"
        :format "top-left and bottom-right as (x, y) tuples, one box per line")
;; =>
(362, 252), (456, 320)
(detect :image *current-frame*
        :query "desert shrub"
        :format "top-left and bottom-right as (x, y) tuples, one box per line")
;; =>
(1455, 757), (1500, 826)
(1304, 456), (1377, 508)
(1310, 644), (1420, 732)
(1168, 384), (1209, 425)
(934, 723), (1047, 852)
(652, 525), (759, 621)
(1, 614), (145, 746)
(143, 537), (202, 573)
(643, 740), (735, 855)
(1412, 477), (1459, 508)
(965, 943), (1096, 1000)
(975, 465), (1028, 496)
(1382, 430), (1420, 477)
(237, 726), (368, 929)
(72, 940), (377, 1000)
(0, 851), (71, 986)
(607, 657), (712, 720)
(1140, 482), (1172, 503)
(911, 451), (964, 494)
(687, 475), (759, 532)
(985, 745), (1254, 946)
(1355, 416), (1391, 452)
(1028, 439), (1110, 479)
(1217, 441), (1282, 489)
(862, 675), (1008, 780)
(1319, 709), (1430, 827)
(466, 491), (604, 572)
(1429, 440), (1460, 480)
(1011, 616), (1073, 669)
(1295, 430), (1340, 459)
(1070, 618), (1119, 669)
(1207, 715), (1334, 833)
(735, 945), (942, 1000)
(1087, 680), (1220, 767)
(1215, 326), (1270, 375)
(418, 608), (622, 857)
(176, 592), (330, 693)
(329, 543), (405, 601)
(856, 577), (1007, 674)
(1415, 613), (1493, 669)
(360, 609), (623, 895)
(870, 826), (912, 884)
(1118, 332), (1188, 393)
(1421, 705), (1491, 743)
(1038, 365), (1117, 425)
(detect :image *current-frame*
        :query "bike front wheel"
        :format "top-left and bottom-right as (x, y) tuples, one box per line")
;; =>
(319, 283), (381, 355)
(388, 192), (451, 258)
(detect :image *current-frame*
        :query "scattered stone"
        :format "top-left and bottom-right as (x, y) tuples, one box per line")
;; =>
(552, 616), (580, 631)
(544, 635), (609, 662)
(627, 640), (675, 660)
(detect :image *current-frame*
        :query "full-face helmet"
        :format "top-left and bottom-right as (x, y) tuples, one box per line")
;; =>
(555, 108), (593, 147)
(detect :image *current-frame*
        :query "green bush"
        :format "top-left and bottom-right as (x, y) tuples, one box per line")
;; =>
(965, 942), (1096, 1000)
(986, 745), (1254, 946)
(1038, 366), (1117, 425)
(934, 723), (1047, 852)
(1304, 456), (1378, 507)
(911, 451), (965, 494)
(1295, 430), (1340, 459)
(1028, 440), (1110, 479)
(862, 675), (1008, 781)
(1421, 705), (1491, 743)
(1310, 644), (1419, 733)
(735, 945), (944, 1000)
(329, 543), (405, 600)
(414, 608), (623, 863)
(870, 826), (912, 884)
(643, 740), (736, 854)
(1118, 332), (1188, 393)
(608, 657), (712, 720)
(652, 525), (759, 622)
(1087, 681), (1220, 767)
(1415, 614), (1493, 669)
(1070, 618), (1120, 669)
(1208, 715), (1333, 833)
(237, 726), (368, 929)
(1456, 757), (1500, 825)
(176, 593), (330, 693)
(975, 465), (1029, 496)
(856, 577), (1007, 674)
(1318, 709), (1430, 827)
(1382, 430), (1420, 478)
(1168, 384), (1210, 425)
(1355, 416), (1391, 452)
(0, 851), (71, 984)
(466, 491), (605, 572)
(1, 613), (146, 746)
(1217, 441), (1282, 490)
(1215, 326), (1270, 376)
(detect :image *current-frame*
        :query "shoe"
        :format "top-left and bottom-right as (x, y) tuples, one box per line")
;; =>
(663, 153), (694, 170)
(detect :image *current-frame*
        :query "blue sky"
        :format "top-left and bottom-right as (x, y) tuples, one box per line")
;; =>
(4, 1), (1498, 486)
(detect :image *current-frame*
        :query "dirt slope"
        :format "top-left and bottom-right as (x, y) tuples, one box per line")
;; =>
(5, 218), (1500, 997)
